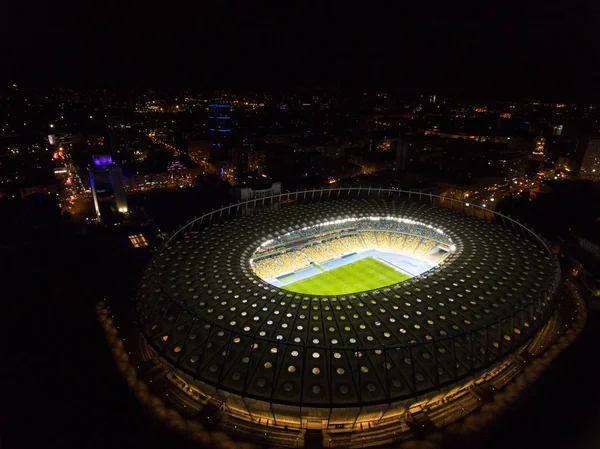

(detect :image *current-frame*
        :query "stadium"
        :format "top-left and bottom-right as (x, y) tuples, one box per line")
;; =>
(133, 188), (562, 446)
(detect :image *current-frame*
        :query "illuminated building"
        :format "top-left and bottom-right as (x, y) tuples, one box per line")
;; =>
(579, 138), (600, 181)
(131, 189), (562, 446)
(232, 147), (249, 174)
(107, 116), (130, 163)
(88, 154), (128, 219)
(390, 139), (413, 170)
(533, 137), (546, 156)
(207, 100), (233, 137)
(556, 157), (576, 173)
(248, 149), (268, 173)
(128, 233), (149, 248)
(233, 181), (281, 200)
(123, 167), (204, 192)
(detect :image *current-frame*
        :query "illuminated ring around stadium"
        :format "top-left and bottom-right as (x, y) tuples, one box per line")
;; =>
(136, 188), (560, 421)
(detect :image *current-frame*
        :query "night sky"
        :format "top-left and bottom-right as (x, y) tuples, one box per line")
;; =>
(2, 1), (599, 99)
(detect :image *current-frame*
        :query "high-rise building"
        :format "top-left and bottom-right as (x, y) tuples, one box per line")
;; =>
(107, 116), (130, 164)
(391, 139), (413, 171)
(533, 137), (546, 156)
(207, 101), (233, 137)
(88, 154), (128, 220)
(248, 149), (268, 174)
(579, 138), (600, 181)
(552, 125), (564, 136)
(232, 147), (249, 175)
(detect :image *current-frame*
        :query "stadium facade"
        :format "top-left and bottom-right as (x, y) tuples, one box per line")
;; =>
(135, 188), (561, 432)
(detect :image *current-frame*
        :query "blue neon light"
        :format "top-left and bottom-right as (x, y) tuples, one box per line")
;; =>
(218, 129), (231, 132)
(209, 128), (215, 131)
(208, 116), (215, 118)
(208, 104), (231, 108)
(217, 116), (231, 119)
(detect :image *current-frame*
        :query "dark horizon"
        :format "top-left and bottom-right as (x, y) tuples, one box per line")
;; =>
(2, 2), (599, 101)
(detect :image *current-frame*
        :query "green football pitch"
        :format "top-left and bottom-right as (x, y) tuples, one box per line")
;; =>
(283, 257), (411, 295)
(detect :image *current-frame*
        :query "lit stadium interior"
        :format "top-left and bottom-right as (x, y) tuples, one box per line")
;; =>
(250, 217), (455, 295)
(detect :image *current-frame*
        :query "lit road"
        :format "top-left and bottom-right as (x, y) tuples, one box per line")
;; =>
(441, 175), (545, 211)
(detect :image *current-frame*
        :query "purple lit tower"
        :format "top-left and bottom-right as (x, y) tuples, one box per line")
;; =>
(88, 154), (128, 220)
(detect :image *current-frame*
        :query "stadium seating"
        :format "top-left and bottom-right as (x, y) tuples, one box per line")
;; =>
(361, 232), (378, 249)
(401, 235), (421, 253)
(414, 239), (437, 255)
(252, 229), (443, 280)
(245, 201), (459, 280)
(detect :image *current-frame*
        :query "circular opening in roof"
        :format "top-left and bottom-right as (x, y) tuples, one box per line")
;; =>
(250, 216), (455, 295)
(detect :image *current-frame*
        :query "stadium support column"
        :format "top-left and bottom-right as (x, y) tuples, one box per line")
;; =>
(485, 324), (490, 364)
(241, 396), (254, 422)
(217, 333), (233, 386)
(507, 216), (516, 232)
(378, 403), (391, 426)
(496, 320), (503, 357)
(510, 314), (515, 350)
(500, 214), (507, 230)
(432, 340), (441, 388)
(383, 347), (391, 401)
(469, 332), (475, 373)
(356, 345), (363, 408)
(327, 349), (334, 423)
(408, 344), (417, 392)
(451, 338), (458, 379)
(270, 340), (282, 412)
(299, 348), (308, 428)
